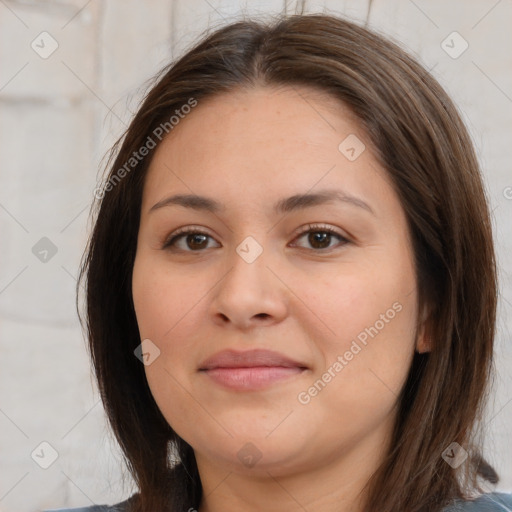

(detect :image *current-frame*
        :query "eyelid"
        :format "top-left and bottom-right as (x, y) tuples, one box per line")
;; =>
(292, 222), (348, 239)
(162, 225), (218, 249)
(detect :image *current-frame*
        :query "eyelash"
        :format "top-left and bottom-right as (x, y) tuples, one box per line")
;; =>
(162, 223), (350, 253)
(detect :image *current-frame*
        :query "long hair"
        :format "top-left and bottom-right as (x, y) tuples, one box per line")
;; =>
(77, 13), (499, 512)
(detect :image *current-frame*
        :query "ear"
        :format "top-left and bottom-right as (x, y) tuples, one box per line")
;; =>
(416, 302), (432, 354)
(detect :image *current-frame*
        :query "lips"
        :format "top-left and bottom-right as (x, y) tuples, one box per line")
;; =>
(198, 349), (308, 391)
(198, 349), (307, 371)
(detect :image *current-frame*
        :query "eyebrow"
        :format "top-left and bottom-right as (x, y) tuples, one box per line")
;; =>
(149, 189), (374, 216)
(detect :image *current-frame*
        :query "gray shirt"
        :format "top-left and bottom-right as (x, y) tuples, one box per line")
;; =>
(442, 492), (512, 511)
(43, 491), (512, 511)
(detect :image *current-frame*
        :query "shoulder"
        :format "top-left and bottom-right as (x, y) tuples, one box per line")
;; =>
(442, 492), (512, 511)
(43, 492), (512, 512)
(42, 495), (134, 512)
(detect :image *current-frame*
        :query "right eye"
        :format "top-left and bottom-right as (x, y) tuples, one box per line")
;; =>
(162, 227), (221, 252)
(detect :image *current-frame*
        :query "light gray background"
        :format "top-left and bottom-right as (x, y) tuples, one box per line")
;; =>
(0, 1), (511, 510)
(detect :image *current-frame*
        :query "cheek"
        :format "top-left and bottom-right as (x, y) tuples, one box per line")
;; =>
(297, 251), (418, 393)
(290, 270), (416, 450)
(132, 257), (210, 435)
(131, 254), (220, 380)
(298, 256), (417, 349)
(132, 255), (205, 343)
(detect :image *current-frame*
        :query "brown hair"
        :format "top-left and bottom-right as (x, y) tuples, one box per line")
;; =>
(78, 13), (499, 512)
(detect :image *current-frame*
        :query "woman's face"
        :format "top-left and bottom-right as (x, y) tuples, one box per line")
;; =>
(132, 85), (427, 480)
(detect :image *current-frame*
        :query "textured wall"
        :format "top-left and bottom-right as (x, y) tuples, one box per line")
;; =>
(0, 1), (510, 510)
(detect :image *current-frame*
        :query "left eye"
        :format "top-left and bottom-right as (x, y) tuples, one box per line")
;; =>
(291, 226), (349, 250)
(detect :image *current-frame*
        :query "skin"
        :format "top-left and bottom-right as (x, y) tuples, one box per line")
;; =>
(131, 85), (430, 512)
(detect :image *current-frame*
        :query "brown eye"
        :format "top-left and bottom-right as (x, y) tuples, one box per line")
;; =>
(184, 233), (209, 250)
(308, 231), (332, 249)
(163, 229), (220, 252)
(291, 225), (350, 251)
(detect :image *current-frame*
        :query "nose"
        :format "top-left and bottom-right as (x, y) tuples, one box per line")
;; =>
(209, 245), (289, 331)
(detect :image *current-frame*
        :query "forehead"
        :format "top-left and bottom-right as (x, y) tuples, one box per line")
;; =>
(140, 84), (396, 220)
(160, 84), (363, 149)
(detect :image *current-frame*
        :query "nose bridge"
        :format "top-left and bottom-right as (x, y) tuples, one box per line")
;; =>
(222, 236), (271, 302)
(211, 235), (287, 327)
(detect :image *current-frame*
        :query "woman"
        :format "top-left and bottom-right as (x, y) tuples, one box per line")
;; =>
(49, 12), (512, 512)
